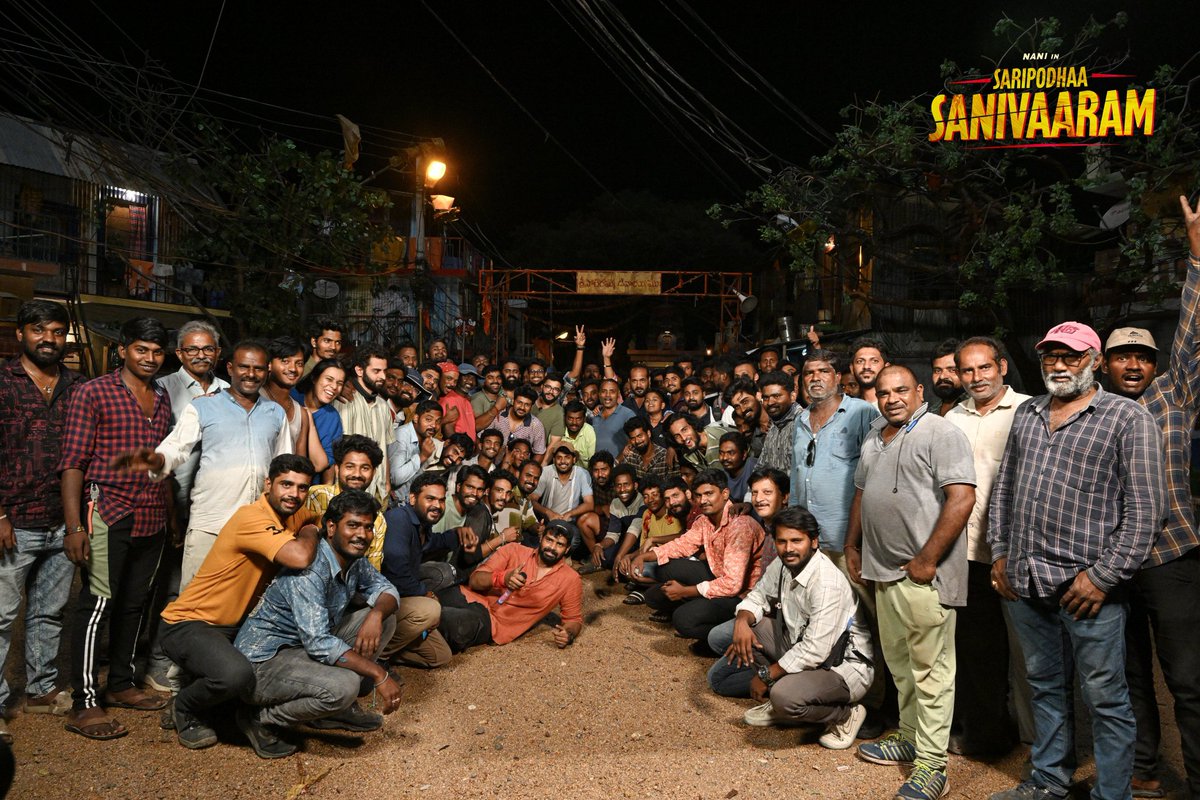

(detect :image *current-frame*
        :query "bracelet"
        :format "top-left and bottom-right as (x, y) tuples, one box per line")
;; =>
(0, 514), (7, 522)
(374, 674), (389, 687)
(843, 544), (858, 550)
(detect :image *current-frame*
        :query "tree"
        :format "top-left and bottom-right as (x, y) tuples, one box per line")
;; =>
(712, 14), (1200, 384)
(169, 121), (394, 335)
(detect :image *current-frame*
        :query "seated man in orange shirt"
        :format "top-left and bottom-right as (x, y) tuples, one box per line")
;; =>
(158, 455), (319, 753)
(435, 520), (583, 652)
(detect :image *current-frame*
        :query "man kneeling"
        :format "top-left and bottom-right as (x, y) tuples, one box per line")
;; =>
(707, 506), (874, 750)
(437, 520), (583, 652)
(233, 490), (401, 758)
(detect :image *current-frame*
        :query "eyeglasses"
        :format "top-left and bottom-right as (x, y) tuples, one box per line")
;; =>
(805, 439), (816, 467)
(1039, 351), (1086, 368)
(179, 345), (217, 356)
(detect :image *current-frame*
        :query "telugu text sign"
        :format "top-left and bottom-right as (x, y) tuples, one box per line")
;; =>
(575, 271), (661, 295)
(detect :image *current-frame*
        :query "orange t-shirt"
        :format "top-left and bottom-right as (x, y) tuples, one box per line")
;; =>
(462, 543), (583, 645)
(161, 494), (316, 627)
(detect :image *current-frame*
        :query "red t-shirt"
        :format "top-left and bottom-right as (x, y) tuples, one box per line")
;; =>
(462, 543), (583, 644)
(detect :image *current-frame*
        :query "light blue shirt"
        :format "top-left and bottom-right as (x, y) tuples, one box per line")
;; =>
(156, 367), (228, 499)
(591, 405), (636, 458)
(153, 390), (290, 533)
(235, 538), (399, 665)
(791, 395), (879, 551)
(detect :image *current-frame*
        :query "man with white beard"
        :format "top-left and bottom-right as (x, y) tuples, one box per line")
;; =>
(988, 321), (1165, 800)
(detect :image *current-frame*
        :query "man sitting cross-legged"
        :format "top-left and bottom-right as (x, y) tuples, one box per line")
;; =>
(599, 464), (646, 580)
(630, 469), (764, 642)
(706, 506), (874, 749)
(436, 521), (583, 653)
(158, 455), (320, 751)
(234, 490), (401, 758)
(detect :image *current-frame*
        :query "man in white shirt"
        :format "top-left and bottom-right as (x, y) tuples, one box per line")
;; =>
(707, 505), (874, 750)
(944, 336), (1032, 756)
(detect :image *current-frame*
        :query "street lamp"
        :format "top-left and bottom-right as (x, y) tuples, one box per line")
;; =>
(406, 140), (447, 356)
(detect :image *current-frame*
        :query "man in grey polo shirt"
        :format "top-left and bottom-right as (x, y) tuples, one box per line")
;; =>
(845, 364), (975, 800)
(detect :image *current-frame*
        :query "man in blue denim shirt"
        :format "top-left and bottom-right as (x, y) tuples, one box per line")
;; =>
(234, 490), (401, 758)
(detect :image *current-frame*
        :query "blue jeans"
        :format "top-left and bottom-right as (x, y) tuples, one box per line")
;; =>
(1008, 595), (1133, 800)
(0, 525), (74, 705)
(705, 619), (755, 696)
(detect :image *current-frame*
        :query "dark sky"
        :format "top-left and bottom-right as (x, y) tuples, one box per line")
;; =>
(20, 1), (1196, 243)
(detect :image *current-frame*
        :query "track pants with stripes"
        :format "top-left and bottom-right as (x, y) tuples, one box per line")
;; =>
(69, 513), (165, 712)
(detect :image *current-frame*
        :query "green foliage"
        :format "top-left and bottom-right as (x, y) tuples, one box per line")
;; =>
(712, 13), (1200, 381)
(170, 120), (393, 335)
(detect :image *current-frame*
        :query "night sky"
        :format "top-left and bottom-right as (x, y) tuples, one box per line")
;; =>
(15, 1), (1195, 243)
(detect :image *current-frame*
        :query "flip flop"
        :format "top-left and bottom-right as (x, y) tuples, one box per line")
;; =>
(64, 716), (128, 740)
(1132, 785), (1166, 799)
(104, 692), (168, 711)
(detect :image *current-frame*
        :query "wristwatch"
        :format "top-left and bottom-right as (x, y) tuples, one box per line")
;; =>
(756, 665), (776, 688)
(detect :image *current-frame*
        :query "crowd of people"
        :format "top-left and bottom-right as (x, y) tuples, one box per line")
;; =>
(1, 197), (1198, 800)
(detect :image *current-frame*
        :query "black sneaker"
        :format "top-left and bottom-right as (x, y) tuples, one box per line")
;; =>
(174, 705), (218, 750)
(235, 705), (296, 759)
(648, 610), (672, 624)
(306, 701), (383, 732)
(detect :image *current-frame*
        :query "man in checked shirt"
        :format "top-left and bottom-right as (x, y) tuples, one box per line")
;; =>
(988, 321), (1165, 800)
(1094, 195), (1200, 800)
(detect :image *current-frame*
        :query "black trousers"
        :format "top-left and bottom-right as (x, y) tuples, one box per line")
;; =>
(1126, 548), (1200, 796)
(160, 620), (255, 719)
(645, 558), (740, 641)
(950, 560), (1017, 754)
(69, 516), (165, 711)
(436, 585), (492, 653)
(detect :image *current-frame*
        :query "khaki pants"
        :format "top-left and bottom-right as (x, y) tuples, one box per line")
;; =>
(877, 577), (956, 771)
(380, 595), (451, 668)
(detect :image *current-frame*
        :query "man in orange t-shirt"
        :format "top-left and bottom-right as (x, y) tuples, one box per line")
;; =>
(436, 521), (583, 652)
(158, 455), (320, 751)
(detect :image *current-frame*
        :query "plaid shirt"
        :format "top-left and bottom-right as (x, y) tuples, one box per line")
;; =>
(988, 385), (1165, 597)
(617, 440), (671, 482)
(58, 369), (173, 538)
(1137, 260), (1200, 566)
(0, 358), (85, 528)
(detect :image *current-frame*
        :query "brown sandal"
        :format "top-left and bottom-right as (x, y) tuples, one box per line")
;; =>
(25, 688), (71, 715)
(65, 711), (128, 740)
(103, 690), (167, 711)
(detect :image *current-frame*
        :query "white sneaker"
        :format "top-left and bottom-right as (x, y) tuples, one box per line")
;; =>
(819, 703), (867, 749)
(743, 701), (776, 727)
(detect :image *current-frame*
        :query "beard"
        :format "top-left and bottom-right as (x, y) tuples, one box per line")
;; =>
(1043, 363), (1095, 398)
(502, 376), (520, 391)
(932, 381), (961, 401)
(24, 341), (64, 367)
(539, 546), (565, 566)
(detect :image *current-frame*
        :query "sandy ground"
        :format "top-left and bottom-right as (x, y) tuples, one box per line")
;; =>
(7, 573), (1189, 800)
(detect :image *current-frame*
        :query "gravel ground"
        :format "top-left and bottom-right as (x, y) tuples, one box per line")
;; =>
(9, 574), (1188, 800)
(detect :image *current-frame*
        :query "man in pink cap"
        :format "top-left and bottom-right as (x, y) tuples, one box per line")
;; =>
(987, 319), (1165, 800)
(436, 361), (476, 441)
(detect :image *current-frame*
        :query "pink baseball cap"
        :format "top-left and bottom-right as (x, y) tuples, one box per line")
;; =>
(1036, 321), (1102, 353)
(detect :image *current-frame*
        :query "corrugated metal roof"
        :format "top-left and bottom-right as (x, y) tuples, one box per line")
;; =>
(0, 113), (167, 194)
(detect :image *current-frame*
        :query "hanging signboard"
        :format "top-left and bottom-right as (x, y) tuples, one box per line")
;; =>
(576, 271), (661, 295)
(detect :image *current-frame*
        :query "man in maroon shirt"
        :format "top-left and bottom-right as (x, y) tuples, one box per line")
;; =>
(59, 317), (174, 740)
(0, 301), (85, 743)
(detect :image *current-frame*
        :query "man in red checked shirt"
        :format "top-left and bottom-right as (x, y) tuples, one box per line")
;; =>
(631, 468), (765, 643)
(58, 317), (174, 740)
(434, 520), (583, 652)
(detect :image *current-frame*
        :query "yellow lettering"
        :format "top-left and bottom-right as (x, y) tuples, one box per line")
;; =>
(1049, 92), (1075, 138)
(929, 95), (948, 142)
(945, 95), (970, 141)
(993, 69), (1006, 90)
(1076, 91), (1100, 136)
(1025, 93), (1053, 138)
(968, 94), (996, 141)
(1008, 93), (1033, 138)
(1124, 89), (1155, 135)
(1097, 90), (1124, 136)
